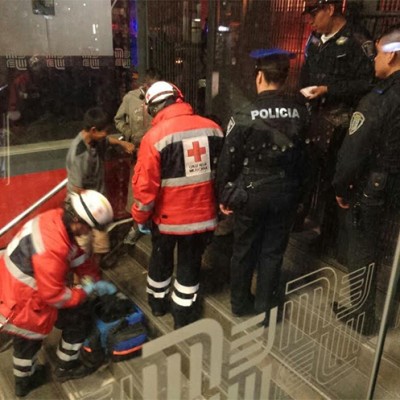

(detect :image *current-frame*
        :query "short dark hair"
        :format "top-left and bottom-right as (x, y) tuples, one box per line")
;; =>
(145, 67), (163, 81)
(256, 55), (290, 85)
(331, 1), (343, 15)
(378, 24), (400, 43)
(83, 107), (110, 131)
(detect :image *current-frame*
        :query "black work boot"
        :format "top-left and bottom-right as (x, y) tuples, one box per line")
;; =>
(148, 295), (169, 317)
(171, 303), (190, 329)
(15, 364), (47, 397)
(232, 294), (256, 317)
(53, 359), (98, 383)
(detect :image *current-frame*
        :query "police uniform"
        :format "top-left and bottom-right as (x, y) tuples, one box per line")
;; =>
(299, 21), (374, 249)
(333, 70), (400, 333)
(216, 58), (309, 319)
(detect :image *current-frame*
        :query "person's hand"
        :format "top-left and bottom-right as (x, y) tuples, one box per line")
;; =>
(121, 141), (135, 154)
(219, 204), (234, 215)
(306, 85), (328, 100)
(7, 110), (21, 121)
(336, 196), (350, 209)
(138, 223), (151, 235)
(82, 281), (96, 295)
(94, 280), (117, 296)
(300, 85), (328, 100)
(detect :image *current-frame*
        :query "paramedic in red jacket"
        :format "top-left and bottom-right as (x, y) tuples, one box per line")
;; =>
(132, 81), (223, 329)
(0, 190), (116, 397)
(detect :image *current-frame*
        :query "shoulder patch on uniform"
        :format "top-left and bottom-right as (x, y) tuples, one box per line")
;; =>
(336, 36), (348, 45)
(361, 40), (375, 59)
(348, 112), (365, 135)
(310, 35), (320, 46)
(226, 117), (236, 136)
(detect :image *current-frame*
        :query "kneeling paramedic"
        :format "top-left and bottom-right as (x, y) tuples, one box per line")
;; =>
(131, 81), (224, 329)
(0, 190), (117, 397)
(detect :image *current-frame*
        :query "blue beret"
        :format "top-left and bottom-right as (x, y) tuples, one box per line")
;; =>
(303, 0), (341, 14)
(249, 48), (296, 59)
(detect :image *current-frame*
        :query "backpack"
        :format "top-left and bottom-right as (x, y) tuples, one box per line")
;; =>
(82, 292), (148, 366)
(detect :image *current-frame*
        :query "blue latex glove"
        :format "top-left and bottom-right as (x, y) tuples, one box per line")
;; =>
(82, 282), (96, 295)
(138, 223), (151, 235)
(94, 280), (117, 296)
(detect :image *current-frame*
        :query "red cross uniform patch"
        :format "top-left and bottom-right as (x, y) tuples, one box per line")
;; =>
(182, 136), (211, 177)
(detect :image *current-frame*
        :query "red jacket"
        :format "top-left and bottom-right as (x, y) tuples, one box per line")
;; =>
(0, 209), (100, 339)
(132, 102), (223, 235)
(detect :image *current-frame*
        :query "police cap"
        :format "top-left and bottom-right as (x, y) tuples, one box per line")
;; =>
(302, 0), (342, 15)
(250, 49), (295, 83)
(249, 48), (296, 60)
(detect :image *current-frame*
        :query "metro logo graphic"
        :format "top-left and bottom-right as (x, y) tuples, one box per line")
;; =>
(78, 265), (374, 399)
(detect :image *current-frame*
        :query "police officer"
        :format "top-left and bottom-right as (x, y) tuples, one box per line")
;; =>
(298, 0), (374, 253)
(332, 25), (400, 335)
(216, 49), (309, 325)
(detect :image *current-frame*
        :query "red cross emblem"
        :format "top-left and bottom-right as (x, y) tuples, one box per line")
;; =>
(187, 141), (206, 162)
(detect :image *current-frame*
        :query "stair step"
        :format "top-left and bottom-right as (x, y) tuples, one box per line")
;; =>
(0, 343), (67, 400)
(108, 232), (400, 399)
(102, 253), (321, 400)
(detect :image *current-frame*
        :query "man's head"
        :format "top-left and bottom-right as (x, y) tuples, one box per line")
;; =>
(303, 0), (343, 35)
(374, 25), (400, 79)
(250, 48), (295, 93)
(83, 107), (110, 142)
(139, 67), (163, 100)
(64, 190), (114, 237)
(145, 81), (184, 117)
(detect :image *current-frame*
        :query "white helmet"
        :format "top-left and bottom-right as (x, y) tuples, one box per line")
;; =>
(70, 190), (113, 228)
(145, 81), (177, 105)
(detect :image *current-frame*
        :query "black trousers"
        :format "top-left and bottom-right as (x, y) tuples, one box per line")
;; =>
(13, 303), (93, 377)
(148, 227), (212, 302)
(340, 201), (383, 314)
(230, 181), (298, 315)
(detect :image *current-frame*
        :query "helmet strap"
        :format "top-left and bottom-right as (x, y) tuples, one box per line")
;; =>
(148, 99), (167, 117)
(78, 193), (101, 229)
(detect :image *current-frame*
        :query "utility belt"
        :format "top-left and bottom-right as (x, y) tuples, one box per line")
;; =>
(220, 169), (289, 210)
(308, 105), (351, 153)
(242, 167), (286, 177)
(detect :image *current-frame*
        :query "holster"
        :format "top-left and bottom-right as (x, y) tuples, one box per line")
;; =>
(220, 178), (248, 210)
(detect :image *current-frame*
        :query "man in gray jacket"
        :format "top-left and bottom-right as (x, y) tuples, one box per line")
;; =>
(114, 68), (162, 221)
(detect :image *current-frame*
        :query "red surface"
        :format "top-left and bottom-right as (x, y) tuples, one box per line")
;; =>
(104, 155), (132, 220)
(0, 156), (132, 248)
(0, 169), (67, 248)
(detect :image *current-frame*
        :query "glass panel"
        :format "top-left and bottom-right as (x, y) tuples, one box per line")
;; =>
(1, 0), (400, 399)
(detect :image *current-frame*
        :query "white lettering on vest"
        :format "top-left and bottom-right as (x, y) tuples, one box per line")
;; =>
(250, 108), (300, 120)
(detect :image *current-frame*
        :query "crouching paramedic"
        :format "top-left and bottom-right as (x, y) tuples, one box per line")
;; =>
(131, 81), (224, 329)
(0, 190), (116, 397)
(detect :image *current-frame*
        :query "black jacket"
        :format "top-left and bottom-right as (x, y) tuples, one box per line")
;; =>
(333, 70), (400, 199)
(301, 22), (374, 109)
(216, 90), (309, 201)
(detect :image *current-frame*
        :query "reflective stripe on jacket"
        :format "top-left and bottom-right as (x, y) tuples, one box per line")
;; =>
(0, 209), (100, 338)
(132, 101), (223, 235)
